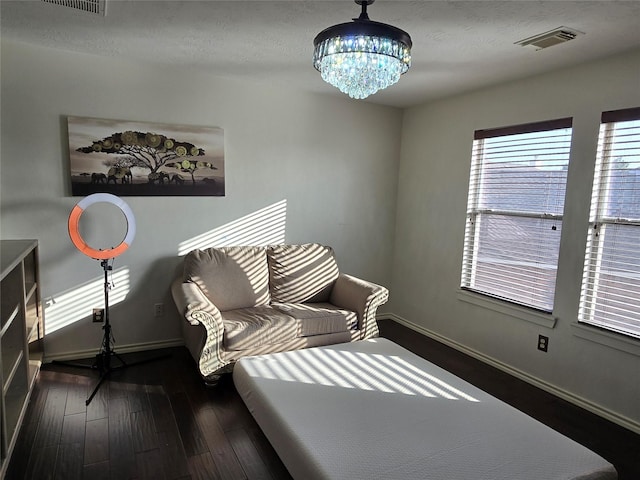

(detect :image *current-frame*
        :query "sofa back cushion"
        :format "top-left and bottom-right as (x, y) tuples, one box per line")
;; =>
(267, 243), (339, 303)
(184, 246), (270, 311)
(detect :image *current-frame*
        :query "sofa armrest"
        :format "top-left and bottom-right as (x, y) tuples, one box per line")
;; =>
(329, 273), (389, 340)
(171, 277), (226, 378)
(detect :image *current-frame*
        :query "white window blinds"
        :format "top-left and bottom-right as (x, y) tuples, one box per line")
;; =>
(579, 107), (640, 339)
(461, 118), (573, 311)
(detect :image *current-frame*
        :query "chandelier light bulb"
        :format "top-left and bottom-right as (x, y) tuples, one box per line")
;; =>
(313, 0), (412, 99)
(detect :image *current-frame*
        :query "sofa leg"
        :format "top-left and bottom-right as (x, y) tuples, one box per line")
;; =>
(204, 374), (222, 387)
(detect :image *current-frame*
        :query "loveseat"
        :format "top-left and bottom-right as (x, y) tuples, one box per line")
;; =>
(172, 243), (389, 385)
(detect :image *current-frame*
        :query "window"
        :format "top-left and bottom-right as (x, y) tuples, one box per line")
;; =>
(579, 107), (640, 339)
(461, 118), (573, 311)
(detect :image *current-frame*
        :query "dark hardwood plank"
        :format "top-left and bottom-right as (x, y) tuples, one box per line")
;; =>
(65, 375), (90, 416)
(33, 388), (67, 448)
(130, 409), (159, 453)
(55, 413), (86, 480)
(169, 391), (208, 457)
(157, 430), (191, 479)
(227, 427), (274, 480)
(107, 377), (129, 399)
(147, 383), (176, 434)
(83, 460), (110, 480)
(196, 407), (247, 480)
(24, 444), (58, 480)
(25, 375), (50, 424)
(60, 412), (86, 445)
(126, 381), (151, 413)
(6, 383), (49, 479)
(84, 417), (109, 465)
(54, 442), (84, 480)
(206, 377), (255, 433)
(188, 452), (223, 480)
(107, 392), (130, 418)
(108, 396), (137, 480)
(135, 448), (167, 480)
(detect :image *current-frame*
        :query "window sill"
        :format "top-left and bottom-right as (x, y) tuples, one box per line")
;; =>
(457, 289), (557, 329)
(571, 322), (640, 357)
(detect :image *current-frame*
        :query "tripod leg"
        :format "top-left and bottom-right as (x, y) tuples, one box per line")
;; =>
(109, 350), (171, 372)
(112, 351), (128, 367)
(86, 370), (110, 406)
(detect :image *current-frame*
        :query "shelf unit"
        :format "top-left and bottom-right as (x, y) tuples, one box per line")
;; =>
(1, 240), (44, 479)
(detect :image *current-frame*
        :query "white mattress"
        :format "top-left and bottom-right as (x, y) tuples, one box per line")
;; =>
(233, 338), (617, 480)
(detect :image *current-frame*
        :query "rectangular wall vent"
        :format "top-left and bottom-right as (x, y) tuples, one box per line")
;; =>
(41, 0), (106, 16)
(516, 27), (583, 50)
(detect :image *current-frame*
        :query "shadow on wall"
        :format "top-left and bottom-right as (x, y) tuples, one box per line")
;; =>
(44, 265), (130, 335)
(178, 199), (287, 255)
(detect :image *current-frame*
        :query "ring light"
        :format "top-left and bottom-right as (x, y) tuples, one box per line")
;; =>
(68, 193), (136, 259)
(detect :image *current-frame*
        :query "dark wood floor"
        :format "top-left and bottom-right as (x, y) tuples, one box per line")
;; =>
(7, 319), (640, 479)
(7, 346), (292, 480)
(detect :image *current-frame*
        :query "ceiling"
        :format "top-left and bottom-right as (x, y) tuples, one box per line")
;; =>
(2, 0), (640, 109)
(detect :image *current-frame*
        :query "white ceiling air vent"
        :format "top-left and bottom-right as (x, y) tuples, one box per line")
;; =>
(41, 0), (106, 16)
(515, 27), (584, 50)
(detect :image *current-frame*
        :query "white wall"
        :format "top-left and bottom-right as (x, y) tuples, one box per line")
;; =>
(391, 49), (640, 431)
(0, 40), (402, 359)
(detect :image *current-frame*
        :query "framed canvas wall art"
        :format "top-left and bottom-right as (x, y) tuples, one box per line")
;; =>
(68, 116), (225, 196)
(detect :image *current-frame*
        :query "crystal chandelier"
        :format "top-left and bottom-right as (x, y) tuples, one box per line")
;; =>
(313, 0), (412, 100)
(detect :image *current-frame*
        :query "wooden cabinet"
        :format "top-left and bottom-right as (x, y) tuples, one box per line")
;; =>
(1, 240), (44, 478)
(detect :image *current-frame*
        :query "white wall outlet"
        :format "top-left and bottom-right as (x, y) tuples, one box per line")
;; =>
(154, 303), (164, 317)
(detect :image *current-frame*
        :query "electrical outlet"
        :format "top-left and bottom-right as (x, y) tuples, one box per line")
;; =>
(93, 308), (104, 323)
(538, 334), (549, 352)
(154, 303), (164, 317)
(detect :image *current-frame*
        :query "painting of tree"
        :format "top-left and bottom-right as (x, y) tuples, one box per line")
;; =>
(68, 116), (224, 196)
(165, 159), (218, 185)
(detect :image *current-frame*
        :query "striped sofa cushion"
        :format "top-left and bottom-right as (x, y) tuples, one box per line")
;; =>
(267, 244), (339, 303)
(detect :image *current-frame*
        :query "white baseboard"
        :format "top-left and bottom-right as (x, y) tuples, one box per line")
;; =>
(43, 338), (185, 363)
(379, 313), (640, 435)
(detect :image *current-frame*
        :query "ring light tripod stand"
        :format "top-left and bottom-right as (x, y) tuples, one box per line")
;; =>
(61, 193), (168, 405)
